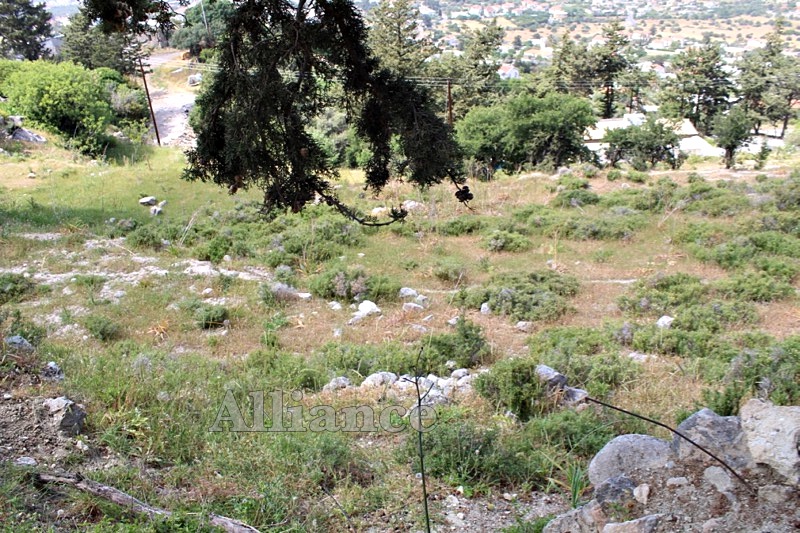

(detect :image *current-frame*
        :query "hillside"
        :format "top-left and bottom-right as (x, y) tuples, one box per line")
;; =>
(1, 116), (798, 531)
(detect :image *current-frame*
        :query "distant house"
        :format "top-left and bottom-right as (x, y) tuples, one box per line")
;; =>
(585, 114), (724, 159)
(497, 63), (520, 80)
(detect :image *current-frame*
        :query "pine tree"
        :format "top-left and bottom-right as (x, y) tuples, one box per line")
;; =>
(0, 0), (52, 60)
(367, 0), (437, 77)
(661, 41), (732, 136)
(591, 21), (632, 119)
(61, 8), (146, 75)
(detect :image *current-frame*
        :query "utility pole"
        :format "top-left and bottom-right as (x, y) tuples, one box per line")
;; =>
(139, 59), (161, 146)
(447, 79), (453, 126)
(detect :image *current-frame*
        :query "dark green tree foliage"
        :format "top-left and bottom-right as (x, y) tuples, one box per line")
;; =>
(660, 41), (732, 136)
(61, 8), (146, 75)
(367, 0), (437, 77)
(540, 33), (594, 97)
(713, 106), (753, 169)
(604, 116), (684, 170)
(457, 92), (595, 171)
(426, 21), (505, 118)
(737, 20), (800, 138)
(0, 0), (52, 60)
(184, 0), (463, 223)
(82, 0), (187, 33)
(169, 0), (235, 55)
(591, 21), (632, 119)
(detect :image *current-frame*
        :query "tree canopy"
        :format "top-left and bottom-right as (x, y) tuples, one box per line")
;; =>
(0, 0), (52, 60)
(61, 8), (146, 75)
(181, 0), (464, 224)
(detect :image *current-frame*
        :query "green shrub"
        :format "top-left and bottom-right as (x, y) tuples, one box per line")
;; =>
(194, 304), (229, 329)
(753, 257), (799, 282)
(484, 230), (531, 252)
(606, 169), (623, 181)
(403, 413), (552, 487)
(318, 341), (418, 379)
(475, 357), (548, 421)
(618, 273), (708, 315)
(626, 170), (648, 183)
(246, 349), (326, 390)
(464, 271), (579, 323)
(437, 216), (485, 236)
(432, 259), (467, 283)
(1, 310), (46, 346)
(551, 175), (589, 191)
(309, 268), (368, 301)
(529, 327), (638, 397)
(714, 272), (795, 302)
(552, 189), (600, 208)
(0, 273), (35, 306)
(196, 236), (232, 263)
(426, 319), (490, 371)
(672, 301), (759, 333)
(365, 274), (401, 302)
(84, 315), (121, 341)
(524, 408), (616, 458)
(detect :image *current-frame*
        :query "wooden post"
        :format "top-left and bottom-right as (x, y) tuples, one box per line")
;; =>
(139, 58), (161, 146)
(447, 79), (454, 126)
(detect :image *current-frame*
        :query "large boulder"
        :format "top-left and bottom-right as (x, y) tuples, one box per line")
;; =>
(588, 434), (674, 486)
(740, 399), (800, 485)
(671, 408), (753, 470)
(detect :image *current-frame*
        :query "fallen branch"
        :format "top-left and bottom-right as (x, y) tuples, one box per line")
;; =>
(33, 472), (261, 533)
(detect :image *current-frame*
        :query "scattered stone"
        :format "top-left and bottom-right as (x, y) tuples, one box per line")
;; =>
(332, 328), (342, 338)
(603, 514), (664, 533)
(445, 494), (459, 508)
(138, 196), (157, 206)
(202, 287), (214, 296)
(414, 294), (429, 306)
(633, 483), (650, 505)
(14, 456), (37, 467)
(187, 73), (203, 86)
(41, 361), (64, 382)
(361, 372), (398, 388)
(296, 292), (312, 301)
(399, 287), (418, 298)
(666, 477), (689, 487)
(43, 397), (87, 436)
(480, 302), (491, 314)
(655, 315), (675, 329)
(11, 128), (46, 143)
(4, 335), (34, 352)
(451, 368), (469, 379)
(740, 399), (800, 485)
(150, 205), (163, 216)
(402, 302), (424, 312)
(594, 475), (637, 509)
(502, 492), (517, 501)
(628, 351), (650, 362)
(516, 321), (533, 332)
(703, 466), (734, 493)
(370, 206), (388, 217)
(322, 376), (351, 392)
(447, 316), (460, 326)
(222, 254), (232, 262)
(328, 301), (343, 311)
(75, 439), (90, 452)
(401, 200), (424, 211)
(411, 324), (428, 333)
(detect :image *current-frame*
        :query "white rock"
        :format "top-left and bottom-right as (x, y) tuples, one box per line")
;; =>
(447, 316), (460, 326)
(361, 372), (398, 388)
(296, 292), (312, 300)
(150, 205), (163, 216)
(14, 457), (37, 467)
(399, 287), (418, 298)
(411, 324), (428, 333)
(516, 321), (533, 332)
(402, 200), (424, 211)
(480, 302), (491, 314)
(328, 301), (343, 311)
(202, 288), (213, 296)
(403, 302), (424, 312)
(451, 368), (469, 379)
(414, 294), (429, 306)
(322, 376), (351, 392)
(633, 483), (650, 505)
(370, 206), (388, 217)
(43, 397), (74, 413)
(138, 196), (157, 206)
(222, 255), (232, 262)
(357, 300), (381, 316)
(740, 399), (800, 485)
(656, 315), (674, 329)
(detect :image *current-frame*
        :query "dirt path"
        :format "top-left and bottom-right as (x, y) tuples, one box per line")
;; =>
(150, 87), (196, 147)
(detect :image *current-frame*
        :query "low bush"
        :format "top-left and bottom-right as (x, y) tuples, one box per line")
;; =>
(463, 271), (579, 322)
(0, 273), (35, 306)
(309, 268), (400, 302)
(437, 216), (485, 236)
(714, 272), (795, 302)
(425, 319), (490, 371)
(484, 230), (531, 252)
(84, 315), (121, 341)
(0, 309), (46, 346)
(551, 189), (600, 208)
(618, 273), (708, 315)
(474, 357), (549, 421)
(432, 259), (467, 284)
(194, 304), (229, 329)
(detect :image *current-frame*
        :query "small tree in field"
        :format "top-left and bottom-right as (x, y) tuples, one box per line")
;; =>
(604, 116), (684, 171)
(714, 106), (753, 169)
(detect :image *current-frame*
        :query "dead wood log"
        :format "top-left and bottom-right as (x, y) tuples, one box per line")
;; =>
(34, 472), (261, 533)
